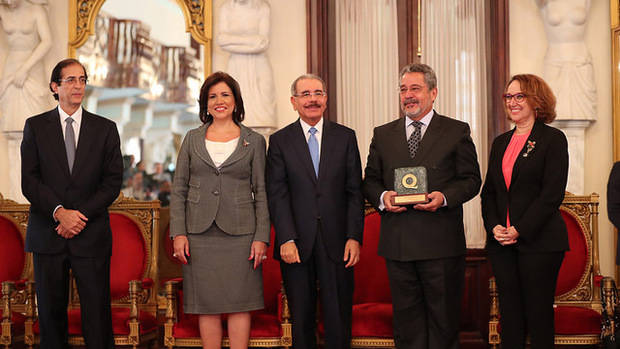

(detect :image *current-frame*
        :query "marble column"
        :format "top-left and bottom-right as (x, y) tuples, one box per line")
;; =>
(551, 120), (592, 195)
(3, 131), (26, 203)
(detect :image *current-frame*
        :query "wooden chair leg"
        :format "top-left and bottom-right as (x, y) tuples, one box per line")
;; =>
(1, 282), (14, 349)
(488, 277), (500, 349)
(164, 281), (177, 349)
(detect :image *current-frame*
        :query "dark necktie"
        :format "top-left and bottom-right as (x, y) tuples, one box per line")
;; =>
(407, 120), (423, 159)
(65, 117), (76, 173)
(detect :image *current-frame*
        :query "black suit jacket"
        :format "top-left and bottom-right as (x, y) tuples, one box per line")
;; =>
(21, 107), (123, 257)
(607, 162), (620, 264)
(481, 121), (569, 254)
(266, 119), (364, 263)
(363, 113), (481, 261)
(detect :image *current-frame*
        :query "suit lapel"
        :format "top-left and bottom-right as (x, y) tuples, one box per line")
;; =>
(70, 110), (95, 179)
(290, 120), (318, 184)
(317, 120), (334, 181)
(509, 122), (541, 191)
(44, 108), (72, 177)
(413, 113), (443, 166)
(192, 123), (216, 168)
(380, 117), (413, 170)
(495, 128), (514, 192)
(220, 124), (252, 168)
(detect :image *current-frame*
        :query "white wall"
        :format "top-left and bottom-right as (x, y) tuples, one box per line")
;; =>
(509, 1), (614, 276)
(211, 0), (307, 129)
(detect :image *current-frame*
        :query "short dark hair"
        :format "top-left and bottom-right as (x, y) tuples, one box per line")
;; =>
(505, 74), (557, 123)
(198, 71), (245, 124)
(49, 58), (88, 101)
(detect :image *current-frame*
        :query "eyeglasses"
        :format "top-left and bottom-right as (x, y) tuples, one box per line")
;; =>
(503, 93), (527, 103)
(58, 77), (88, 86)
(293, 90), (326, 99)
(399, 86), (424, 94)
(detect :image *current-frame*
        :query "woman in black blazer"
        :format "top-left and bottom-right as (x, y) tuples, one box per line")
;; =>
(481, 74), (569, 349)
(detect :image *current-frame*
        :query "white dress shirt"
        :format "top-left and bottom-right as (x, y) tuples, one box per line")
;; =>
(405, 109), (433, 140)
(299, 117), (324, 157)
(58, 105), (83, 148)
(53, 105), (83, 219)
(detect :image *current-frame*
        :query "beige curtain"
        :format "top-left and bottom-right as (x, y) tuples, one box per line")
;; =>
(335, 0), (399, 168)
(422, 0), (489, 248)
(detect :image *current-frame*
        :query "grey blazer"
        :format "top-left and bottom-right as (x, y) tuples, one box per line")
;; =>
(170, 122), (270, 243)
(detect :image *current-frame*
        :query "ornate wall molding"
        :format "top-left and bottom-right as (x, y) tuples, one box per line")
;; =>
(68, 0), (212, 74)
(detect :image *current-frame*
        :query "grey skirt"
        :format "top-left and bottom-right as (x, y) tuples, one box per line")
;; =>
(183, 224), (264, 314)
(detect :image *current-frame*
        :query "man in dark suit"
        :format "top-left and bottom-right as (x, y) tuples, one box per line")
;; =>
(608, 161), (620, 265)
(21, 58), (122, 349)
(266, 74), (364, 349)
(362, 63), (481, 349)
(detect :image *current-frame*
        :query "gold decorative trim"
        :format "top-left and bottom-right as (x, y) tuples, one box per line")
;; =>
(417, 0), (422, 58)
(612, 0), (619, 28)
(555, 204), (593, 302)
(163, 278), (293, 348)
(69, 0), (212, 75)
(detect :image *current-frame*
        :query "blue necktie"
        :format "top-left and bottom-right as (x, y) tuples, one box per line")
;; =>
(65, 117), (76, 173)
(308, 127), (319, 177)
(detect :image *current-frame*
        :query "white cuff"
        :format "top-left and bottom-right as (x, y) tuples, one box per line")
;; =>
(378, 191), (387, 211)
(52, 205), (63, 222)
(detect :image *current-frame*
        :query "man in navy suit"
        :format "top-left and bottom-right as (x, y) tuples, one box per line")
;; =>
(363, 63), (481, 349)
(266, 74), (364, 349)
(21, 58), (122, 349)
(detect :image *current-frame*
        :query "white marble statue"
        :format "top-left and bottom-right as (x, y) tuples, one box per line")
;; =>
(537, 0), (596, 120)
(0, 0), (52, 132)
(217, 0), (276, 129)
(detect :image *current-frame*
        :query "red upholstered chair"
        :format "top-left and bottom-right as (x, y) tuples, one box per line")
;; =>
(0, 193), (34, 348)
(317, 206), (394, 347)
(156, 208), (182, 311)
(489, 192), (608, 347)
(351, 207), (394, 347)
(26, 195), (161, 348)
(163, 226), (292, 348)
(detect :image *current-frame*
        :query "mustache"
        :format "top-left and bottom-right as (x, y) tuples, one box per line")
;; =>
(403, 98), (418, 105)
(304, 102), (321, 108)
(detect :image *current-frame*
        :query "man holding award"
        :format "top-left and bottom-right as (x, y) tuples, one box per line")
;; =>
(363, 63), (481, 349)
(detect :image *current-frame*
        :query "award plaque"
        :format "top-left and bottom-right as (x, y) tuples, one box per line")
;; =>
(391, 167), (429, 205)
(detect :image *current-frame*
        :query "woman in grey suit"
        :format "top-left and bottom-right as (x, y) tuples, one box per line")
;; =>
(170, 71), (270, 349)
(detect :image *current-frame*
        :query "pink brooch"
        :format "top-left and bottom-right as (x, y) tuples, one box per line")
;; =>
(243, 139), (250, 147)
(523, 140), (536, 157)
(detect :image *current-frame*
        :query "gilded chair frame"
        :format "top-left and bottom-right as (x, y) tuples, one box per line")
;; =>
(489, 192), (603, 347)
(24, 194), (161, 348)
(0, 193), (34, 348)
(611, 0), (620, 284)
(68, 0), (213, 75)
(349, 206), (395, 348)
(163, 280), (292, 348)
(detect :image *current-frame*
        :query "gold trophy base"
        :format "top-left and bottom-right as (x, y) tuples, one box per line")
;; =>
(391, 193), (428, 205)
